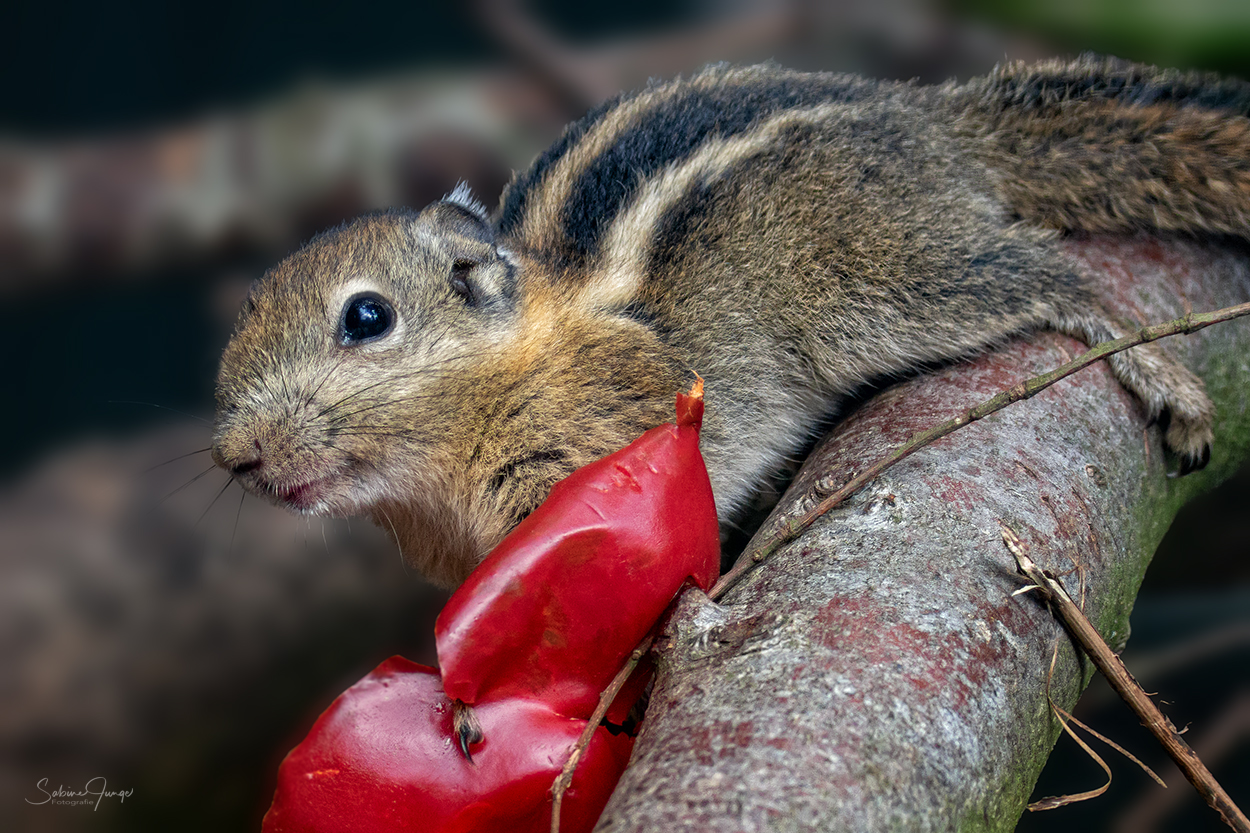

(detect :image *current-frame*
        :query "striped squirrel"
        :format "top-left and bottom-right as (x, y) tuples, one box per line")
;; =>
(212, 55), (1247, 587)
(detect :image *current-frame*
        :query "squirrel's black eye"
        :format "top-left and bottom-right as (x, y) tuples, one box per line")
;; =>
(340, 294), (394, 345)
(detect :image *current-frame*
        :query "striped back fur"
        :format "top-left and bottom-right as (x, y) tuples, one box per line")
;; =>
(496, 64), (891, 270)
(499, 56), (1250, 267)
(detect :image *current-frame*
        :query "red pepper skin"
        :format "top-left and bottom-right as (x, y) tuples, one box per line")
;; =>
(435, 391), (719, 716)
(263, 657), (631, 833)
(265, 389), (716, 832)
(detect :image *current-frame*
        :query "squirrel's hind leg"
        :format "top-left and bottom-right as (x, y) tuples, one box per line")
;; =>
(1048, 303), (1214, 474)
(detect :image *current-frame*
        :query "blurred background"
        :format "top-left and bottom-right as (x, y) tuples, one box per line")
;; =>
(1, 1), (1246, 831)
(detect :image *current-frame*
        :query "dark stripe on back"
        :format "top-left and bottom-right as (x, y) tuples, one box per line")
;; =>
(642, 134), (809, 285)
(496, 93), (623, 236)
(646, 163), (734, 280)
(557, 72), (880, 264)
(988, 56), (1250, 115)
(499, 67), (884, 265)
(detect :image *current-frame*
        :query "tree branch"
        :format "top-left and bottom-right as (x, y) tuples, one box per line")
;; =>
(712, 298), (1250, 600)
(594, 235), (1250, 831)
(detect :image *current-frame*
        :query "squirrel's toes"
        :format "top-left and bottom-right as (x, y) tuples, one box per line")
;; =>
(1167, 414), (1214, 476)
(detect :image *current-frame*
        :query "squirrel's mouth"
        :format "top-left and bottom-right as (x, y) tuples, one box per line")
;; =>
(272, 475), (336, 513)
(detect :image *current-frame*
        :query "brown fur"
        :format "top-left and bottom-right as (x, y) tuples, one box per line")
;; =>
(960, 61), (1250, 236)
(212, 57), (1244, 587)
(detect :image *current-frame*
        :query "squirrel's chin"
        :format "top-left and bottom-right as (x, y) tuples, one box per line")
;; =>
(249, 470), (363, 517)
(275, 476), (336, 513)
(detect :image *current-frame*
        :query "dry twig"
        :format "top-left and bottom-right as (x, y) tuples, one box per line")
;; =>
(1002, 524), (1250, 832)
(1028, 643), (1165, 811)
(549, 639), (652, 833)
(1113, 692), (1250, 833)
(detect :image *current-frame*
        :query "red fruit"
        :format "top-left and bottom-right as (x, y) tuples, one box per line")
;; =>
(263, 657), (632, 833)
(435, 386), (719, 715)
(265, 385), (720, 833)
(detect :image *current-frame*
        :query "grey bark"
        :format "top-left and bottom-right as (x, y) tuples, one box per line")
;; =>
(595, 234), (1250, 832)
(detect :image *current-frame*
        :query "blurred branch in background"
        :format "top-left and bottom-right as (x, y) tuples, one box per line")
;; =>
(473, 0), (804, 109)
(0, 73), (524, 290)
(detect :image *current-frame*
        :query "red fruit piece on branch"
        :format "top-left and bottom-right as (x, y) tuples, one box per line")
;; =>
(262, 657), (632, 833)
(265, 383), (720, 833)
(435, 383), (720, 716)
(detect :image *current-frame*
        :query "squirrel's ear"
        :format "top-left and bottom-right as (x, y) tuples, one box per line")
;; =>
(443, 181), (491, 224)
(418, 184), (495, 245)
(416, 186), (517, 306)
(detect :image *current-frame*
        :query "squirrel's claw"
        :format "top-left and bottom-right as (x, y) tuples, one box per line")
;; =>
(452, 700), (484, 763)
(1170, 443), (1212, 478)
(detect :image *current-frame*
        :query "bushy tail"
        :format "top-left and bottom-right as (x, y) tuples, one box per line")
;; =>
(958, 54), (1250, 238)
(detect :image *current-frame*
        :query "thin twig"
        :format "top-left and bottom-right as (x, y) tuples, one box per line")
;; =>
(1031, 699), (1115, 811)
(549, 637), (653, 833)
(1112, 692), (1250, 833)
(1001, 524), (1250, 833)
(1046, 703), (1168, 794)
(711, 299), (1250, 599)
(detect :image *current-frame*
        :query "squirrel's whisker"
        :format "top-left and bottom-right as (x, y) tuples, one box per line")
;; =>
(194, 475), (236, 528)
(160, 464), (220, 504)
(144, 447), (213, 474)
(108, 400), (212, 424)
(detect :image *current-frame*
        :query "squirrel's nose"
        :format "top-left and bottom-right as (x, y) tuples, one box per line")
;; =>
(229, 439), (265, 475)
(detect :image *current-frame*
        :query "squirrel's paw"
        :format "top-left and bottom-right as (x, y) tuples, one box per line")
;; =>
(1165, 413), (1213, 477)
(1101, 332), (1214, 477)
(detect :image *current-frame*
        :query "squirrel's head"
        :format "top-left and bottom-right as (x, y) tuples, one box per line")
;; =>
(210, 187), (680, 586)
(211, 188), (531, 585)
